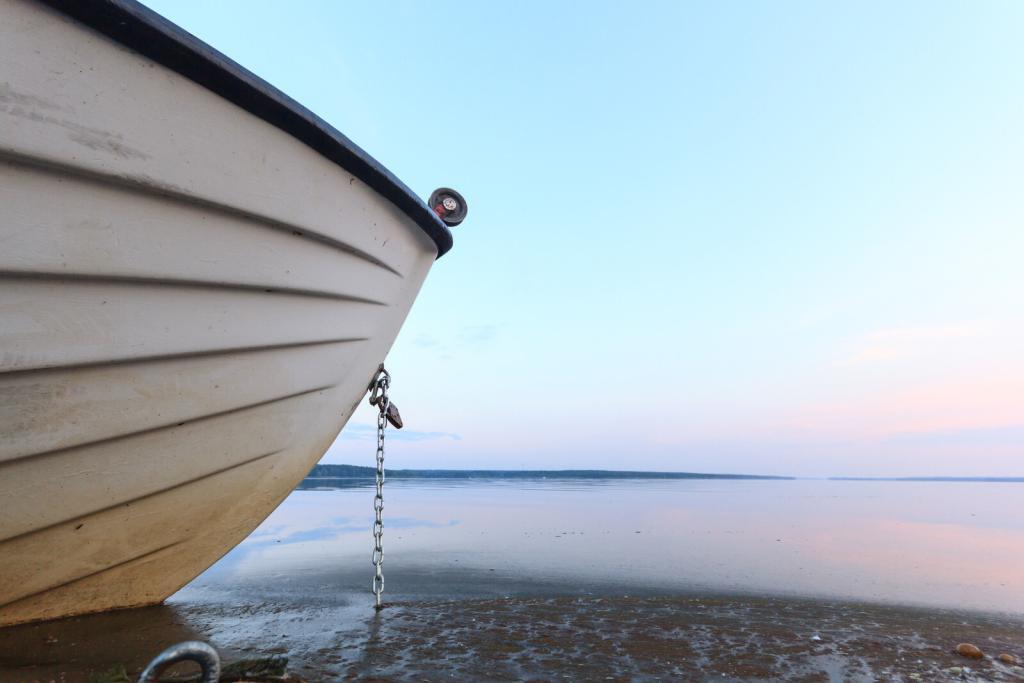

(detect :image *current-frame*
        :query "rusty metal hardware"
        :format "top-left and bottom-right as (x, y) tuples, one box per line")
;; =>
(385, 402), (403, 429)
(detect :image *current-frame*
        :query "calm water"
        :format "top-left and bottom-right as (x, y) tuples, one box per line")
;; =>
(180, 478), (1024, 614)
(6, 478), (1024, 681)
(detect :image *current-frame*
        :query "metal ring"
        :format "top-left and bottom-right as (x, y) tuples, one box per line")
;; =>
(138, 641), (220, 683)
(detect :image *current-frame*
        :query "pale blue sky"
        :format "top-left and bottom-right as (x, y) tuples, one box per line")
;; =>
(147, 0), (1024, 476)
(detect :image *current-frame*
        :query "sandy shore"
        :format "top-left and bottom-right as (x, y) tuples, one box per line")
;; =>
(2, 585), (1022, 681)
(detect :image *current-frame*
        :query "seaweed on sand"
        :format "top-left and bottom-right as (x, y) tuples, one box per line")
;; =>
(87, 664), (130, 683)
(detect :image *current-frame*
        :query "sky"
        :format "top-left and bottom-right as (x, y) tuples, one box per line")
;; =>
(146, 0), (1024, 477)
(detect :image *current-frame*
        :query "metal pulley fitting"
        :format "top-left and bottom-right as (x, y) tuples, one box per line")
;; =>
(369, 366), (402, 429)
(429, 187), (468, 227)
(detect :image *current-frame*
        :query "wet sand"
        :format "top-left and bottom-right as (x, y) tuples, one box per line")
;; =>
(2, 583), (1023, 681)
(3, 480), (1023, 681)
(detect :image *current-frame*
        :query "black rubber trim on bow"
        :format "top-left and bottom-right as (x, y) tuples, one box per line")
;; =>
(41, 0), (454, 258)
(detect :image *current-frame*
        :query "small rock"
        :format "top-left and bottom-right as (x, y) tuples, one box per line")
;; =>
(948, 667), (962, 675)
(908, 674), (922, 681)
(956, 643), (984, 659)
(810, 635), (821, 642)
(997, 653), (1018, 665)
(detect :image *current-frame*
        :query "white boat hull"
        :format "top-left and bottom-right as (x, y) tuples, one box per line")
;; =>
(0, 0), (448, 626)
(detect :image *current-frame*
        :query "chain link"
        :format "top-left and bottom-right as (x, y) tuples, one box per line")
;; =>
(369, 365), (391, 610)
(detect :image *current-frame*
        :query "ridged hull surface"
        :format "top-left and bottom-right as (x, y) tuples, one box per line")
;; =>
(0, 0), (438, 626)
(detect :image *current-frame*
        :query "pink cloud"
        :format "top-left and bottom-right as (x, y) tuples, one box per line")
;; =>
(840, 322), (989, 368)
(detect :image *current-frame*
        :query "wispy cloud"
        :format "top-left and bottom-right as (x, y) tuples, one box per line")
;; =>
(413, 334), (440, 348)
(340, 423), (461, 442)
(840, 323), (988, 367)
(882, 423), (1024, 446)
(409, 324), (501, 359)
(458, 324), (499, 347)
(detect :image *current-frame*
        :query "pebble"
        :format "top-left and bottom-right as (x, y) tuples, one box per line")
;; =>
(955, 643), (984, 659)
(997, 653), (1018, 665)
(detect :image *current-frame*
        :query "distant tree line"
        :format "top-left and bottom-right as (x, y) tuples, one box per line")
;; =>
(305, 464), (792, 480)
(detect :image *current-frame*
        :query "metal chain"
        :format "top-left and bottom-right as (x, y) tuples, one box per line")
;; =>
(368, 364), (396, 610)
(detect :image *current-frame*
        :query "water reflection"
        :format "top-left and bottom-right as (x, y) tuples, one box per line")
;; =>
(0, 604), (203, 680)
(5, 479), (1022, 681)
(181, 479), (1024, 615)
(295, 477), (374, 491)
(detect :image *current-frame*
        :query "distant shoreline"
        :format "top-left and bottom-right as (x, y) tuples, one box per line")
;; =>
(829, 476), (1024, 483)
(303, 464), (1023, 484)
(305, 464), (792, 481)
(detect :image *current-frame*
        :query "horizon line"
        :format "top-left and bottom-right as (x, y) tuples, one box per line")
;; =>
(314, 464), (1024, 482)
